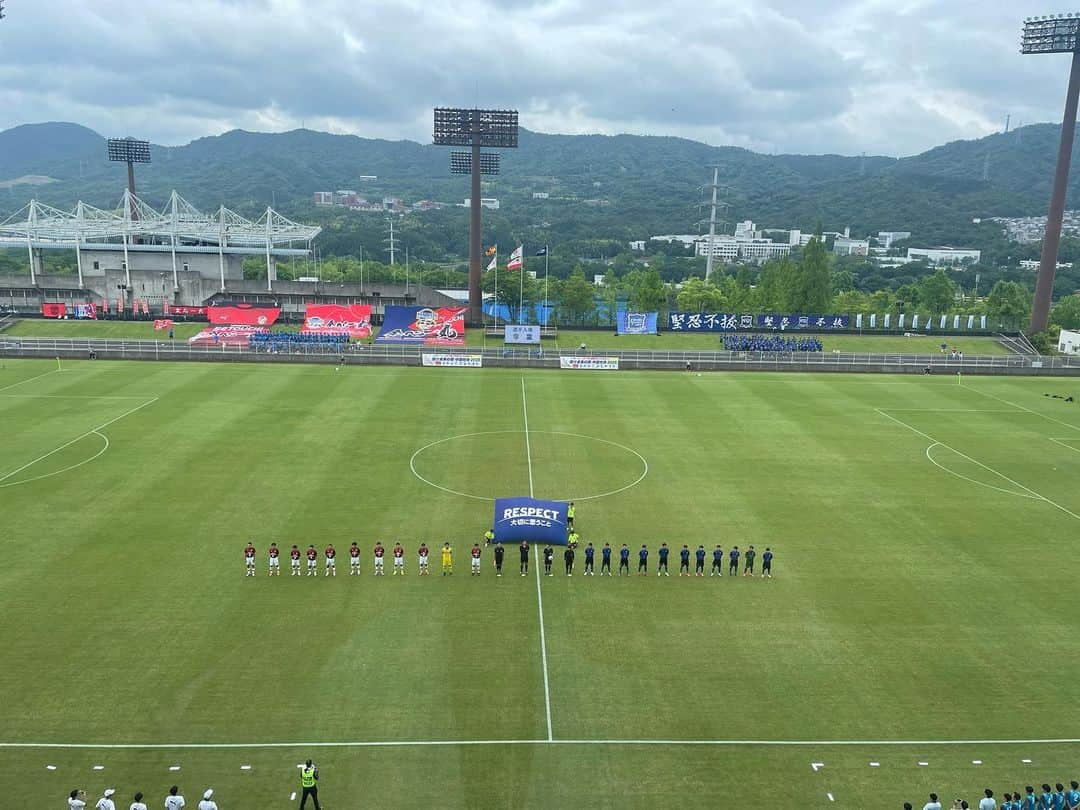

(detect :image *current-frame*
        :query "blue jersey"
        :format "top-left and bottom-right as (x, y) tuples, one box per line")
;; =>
(639, 548), (648, 561)
(713, 549), (723, 561)
(1042, 792), (1055, 810)
(1024, 795), (1038, 810)
(658, 547), (669, 560)
(680, 548), (690, 561)
(729, 549), (740, 561)
(763, 551), (773, 565)
(585, 546), (594, 559)
(1066, 788), (1080, 808)
(1054, 791), (1066, 810)
(696, 548), (706, 561)
(602, 546), (611, 559)
(620, 547), (630, 561)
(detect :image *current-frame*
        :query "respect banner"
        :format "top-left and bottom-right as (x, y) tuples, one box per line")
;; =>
(421, 354), (482, 367)
(493, 497), (569, 545)
(375, 305), (466, 346)
(302, 303), (373, 338)
(207, 304), (280, 326)
(560, 356), (619, 370)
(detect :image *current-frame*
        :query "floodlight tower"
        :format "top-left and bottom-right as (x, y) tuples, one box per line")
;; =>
(1021, 14), (1080, 332)
(434, 108), (518, 323)
(107, 136), (151, 201)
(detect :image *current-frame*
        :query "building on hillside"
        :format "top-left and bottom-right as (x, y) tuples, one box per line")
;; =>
(629, 240), (646, 251)
(1020, 259), (1072, 271)
(461, 198), (500, 210)
(906, 247), (981, 266)
(411, 200), (444, 211)
(734, 220), (758, 240)
(833, 237), (870, 256)
(313, 192), (333, 205)
(1059, 329), (1080, 354)
(532, 192), (550, 199)
(695, 236), (790, 263)
(877, 231), (912, 248)
(650, 234), (701, 248)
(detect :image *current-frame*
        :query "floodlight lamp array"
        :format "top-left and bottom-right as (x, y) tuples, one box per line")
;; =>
(433, 107), (519, 148)
(107, 137), (151, 164)
(1020, 14), (1080, 54)
(450, 151), (500, 175)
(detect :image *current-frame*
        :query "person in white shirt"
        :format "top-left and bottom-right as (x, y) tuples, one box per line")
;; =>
(924, 794), (943, 810)
(95, 788), (116, 810)
(69, 789), (87, 809)
(196, 789), (217, 810)
(129, 791), (147, 810)
(978, 789), (996, 810)
(164, 786), (185, 810)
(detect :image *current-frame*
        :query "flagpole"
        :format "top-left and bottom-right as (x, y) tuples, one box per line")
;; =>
(544, 246), (549, 327)
(494, 247), (498, 329)
(519, 244), (525, 324)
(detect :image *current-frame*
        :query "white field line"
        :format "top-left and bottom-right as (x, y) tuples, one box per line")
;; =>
(961, 383), (1080, 434)
(876, 408), (1080, 523)
(1050, 437), (1080, 455)
(521, 376), (553, 743)
(924, 443), (1039, 500)
(0, 368), (59, 392)
(0, 431), (109, 489)
(0, 393), (149, 400)
(6, 738), (1080, 749)
(881, 408), (1019, 413)
(0, 398), (158, 484)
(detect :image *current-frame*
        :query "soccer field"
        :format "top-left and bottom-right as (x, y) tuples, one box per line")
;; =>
(3, 359), (1080, 808)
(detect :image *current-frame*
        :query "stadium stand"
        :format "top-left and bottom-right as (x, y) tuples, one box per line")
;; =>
(249, 332), (349, 353)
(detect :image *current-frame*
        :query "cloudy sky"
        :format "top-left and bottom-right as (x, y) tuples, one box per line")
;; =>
(0, 0), (1072, 156)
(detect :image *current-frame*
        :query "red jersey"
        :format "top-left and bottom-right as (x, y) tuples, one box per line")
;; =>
(349, 546), (361, 558)
(325, 546), (336, 559)
(244, 546), (255, 558)
(290, 548), (301, 561)
(306, 548), (318, 561)
(471, 546), (482, 559)
(268, 546), (280, 558)
(374, 545), (385, 558)
(393, 545), (404, 558)
(418, 544), (429, 556)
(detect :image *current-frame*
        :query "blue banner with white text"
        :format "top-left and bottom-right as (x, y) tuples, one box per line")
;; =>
(757, 314), (849, 330)
(669, 313), (755, 331)
(493, 497), (569, 545)
(617, 311), (658, 335)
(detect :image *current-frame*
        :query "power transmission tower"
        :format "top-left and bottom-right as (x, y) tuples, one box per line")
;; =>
(384, 218), (397, 266)
(700, 167), (729, 282)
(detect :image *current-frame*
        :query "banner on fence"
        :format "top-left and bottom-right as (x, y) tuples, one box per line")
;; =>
(187, 326), (268, 347)
(953, 315), (960, 329)
(980, 315), (987, 330)
(41, 302), (66, 318)
(301, 303), (373, 338)
(757, 314), (850, 330)
(165, 305), (207, 317)
(421, 353), (482, 368)
(912, 314), (919, 329)
(669, 313), (754, 331)
(560, 356), (619, 370)
(617, 311), (658, 335)
(493, 497), (568, 545)
(207, 304), (280, 326)
(967, 315), (975, 330)
(154, 319), (174, 330)
(72, 303), (97, 319)
(505, 324), (541, 345)
(375, 305), (466, 346)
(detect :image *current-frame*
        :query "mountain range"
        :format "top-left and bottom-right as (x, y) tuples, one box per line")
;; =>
(1, 120), (1076, 252)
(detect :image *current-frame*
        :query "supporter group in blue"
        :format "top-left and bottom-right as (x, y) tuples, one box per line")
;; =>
(722, 333), (823, 352)
(249, 332), (348, 352)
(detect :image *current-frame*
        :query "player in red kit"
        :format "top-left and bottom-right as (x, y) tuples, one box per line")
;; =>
(392, 543), (405, 575)
(418, 543), (430, 575)
(290, 545), (301, 576)
(324, 544), (337, 577)
(244, 542), (256, 577)
(306, 544), (318, 577)
(373, 541), (385, 576)
(470, 542), (482, 576)
(349, 542), (361, 576)
(268, 542), (280, 576)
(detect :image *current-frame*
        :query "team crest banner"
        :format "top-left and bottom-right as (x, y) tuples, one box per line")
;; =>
(302, 303), (373, 338)
(375, 305), (466, 346)
(493, 497), (569, 545)
(617, 311), (658, 335)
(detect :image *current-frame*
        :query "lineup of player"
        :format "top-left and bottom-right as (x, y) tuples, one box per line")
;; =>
(244, 540), (775, 578)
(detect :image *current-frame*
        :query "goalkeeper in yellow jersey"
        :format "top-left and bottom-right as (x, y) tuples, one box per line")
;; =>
(441, 541), (454, 576)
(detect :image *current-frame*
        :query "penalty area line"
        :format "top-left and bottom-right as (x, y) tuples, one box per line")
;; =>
(7, 738), (1080, 749)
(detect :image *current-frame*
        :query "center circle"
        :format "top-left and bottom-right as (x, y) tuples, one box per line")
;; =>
(409, 430), (648, 502)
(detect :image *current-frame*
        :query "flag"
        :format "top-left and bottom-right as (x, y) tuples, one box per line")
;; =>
(535, 246), (548, 256)
(486, 254), (497, 271)
(507, 245), (523, 270)
(485, 245), (497, 257)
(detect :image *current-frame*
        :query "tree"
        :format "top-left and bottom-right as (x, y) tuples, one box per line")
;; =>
(675, 277), (724, 312)
(917, 270), (957, 313)
(754, 258), (798, 311)
(796, 237), (832, 312)
(1051, 294), (1080, 330)
(985, 280), (1032, 320)
(558, 269), (597, 325)
(628, 268), (667, 312)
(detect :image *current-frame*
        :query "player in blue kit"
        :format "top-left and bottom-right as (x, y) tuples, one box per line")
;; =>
(1066, 781), (1080, 810)
(761, 547), (774, 578)
(600, 543), (612, 576)
(695, 545), (706, 576)
(679, 544), (690, 576)
(637, 544), (648, 575)
(728, 546), (740, 576)
(619, 544), (630, 575)
(657, 543), (670, 576)
(583, 543), (595, 576)
(711, 545), (723, 576)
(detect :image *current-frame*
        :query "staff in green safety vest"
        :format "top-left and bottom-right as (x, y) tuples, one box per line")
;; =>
(567, 502), (576, 530)
(483, 528), (495, 546)
(567, 530), (580, 550)
(299, 759), (321, 809)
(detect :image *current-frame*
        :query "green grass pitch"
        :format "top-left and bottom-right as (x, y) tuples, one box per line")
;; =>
(2, 358), (1079, 807)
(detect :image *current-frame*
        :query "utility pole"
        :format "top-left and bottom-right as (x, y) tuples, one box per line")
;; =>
(704, 167), (722, 282)
(384, 218), (397, 266)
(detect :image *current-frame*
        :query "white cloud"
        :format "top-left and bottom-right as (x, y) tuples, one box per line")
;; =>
(0, 0), (1070, 155)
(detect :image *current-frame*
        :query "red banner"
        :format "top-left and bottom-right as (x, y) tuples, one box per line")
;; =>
(301, 304), (373, 338)
(165, 305), (207, 317)
(41, 302), (67, 318)
(188, 326), (267, 347)
(154, 319), (174, 330)
(208, 304), (280, 326)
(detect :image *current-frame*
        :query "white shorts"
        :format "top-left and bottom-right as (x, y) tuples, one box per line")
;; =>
(394, 557), (404, 567)
(291, 559), (301, 568)
(471, 558), (481, 568)
(326, 558), (335, 568)
(245, 558), (255, 567)
(307, 559), (316, 568)
(375, 557), (384, 567)
(419, 554), (428, 565)
(350, 556), (361, 566)
(269, 557), (280, 568)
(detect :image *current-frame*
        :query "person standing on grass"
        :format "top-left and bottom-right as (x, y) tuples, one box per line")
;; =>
(164, 786), (185, 810)
(268, 542), (280, 576)
(418, 542), (430, 576)
(519, 540), (530, 576)
(290, 545), (302, 576)
(305, 544), (318, 576)
(298, 760), (321, 810)
(543, 544), (554, 576)
(1001, 794), (1012, 810)
(324, 543), (337, 577)
(1021, 787), (1037, 810)
(564, 544), (575, 576)
(637, 544), (648, 576)
(583, 542), (595, 575)
(1055, 784), (1068, 810)
(567, 502), (576, 530)
(441, 542), (453, 576)
(761, 547), (773, 578)
(618, 543), (630, 575)
(1067, 781), (1080, 810)
(728, 546), (740, 576)
(743, 545), (756, 577)
(679, 544), (690, 576)
(712, 545), (723, 576)
(69, 790), (87, 810)
(922, 793), (942, 810)
(470, 543), (482, 576)
(129, 791), (147, 810)
(197, 790), (217, 810)
(695, 545), (706, 576)
(601, 542), (612, 575)
(1041, 784), (1055, 810)
(567, 530), (580, 551)
(483, 528), (495, 547)
(373, 541), (385, 576)
(95, 788), (116, 810)
(978, 789), (996, 810)
(657, 542), (670, 576)
(349, 542), (361, 575)
(244, 542), (256, 577)
(493, 542), (505, 576)
(393, 542), (405, 575)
